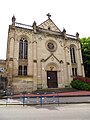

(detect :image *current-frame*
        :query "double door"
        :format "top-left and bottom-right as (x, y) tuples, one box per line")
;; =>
(47, 71), (58, 88)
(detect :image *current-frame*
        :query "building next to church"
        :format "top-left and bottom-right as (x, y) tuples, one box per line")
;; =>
(0, 13), (85, 94)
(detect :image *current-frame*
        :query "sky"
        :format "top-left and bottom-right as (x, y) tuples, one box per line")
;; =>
(0, 0), (90, 59)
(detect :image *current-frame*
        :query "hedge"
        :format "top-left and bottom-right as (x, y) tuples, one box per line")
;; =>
(70, 79), (90, 91)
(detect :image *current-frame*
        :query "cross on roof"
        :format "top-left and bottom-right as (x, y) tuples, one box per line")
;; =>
(46, 13), (51, 19)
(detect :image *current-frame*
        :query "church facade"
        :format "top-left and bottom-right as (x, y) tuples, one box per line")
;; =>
(0, 14), (85, 94)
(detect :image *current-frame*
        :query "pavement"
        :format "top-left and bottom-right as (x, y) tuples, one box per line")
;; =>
(0, 104), (90, 120)
(0, 90), (90, 105)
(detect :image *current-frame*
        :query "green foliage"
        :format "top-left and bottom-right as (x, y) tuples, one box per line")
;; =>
(71, 80), (90, 91)
(81, 37), (90, 77)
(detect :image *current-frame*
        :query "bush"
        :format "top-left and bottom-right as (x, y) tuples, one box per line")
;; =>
(73, 76), (90, 83)
(70, 79), (90, 91)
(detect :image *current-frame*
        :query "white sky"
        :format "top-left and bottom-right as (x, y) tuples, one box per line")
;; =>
(0, 0), (90, 59)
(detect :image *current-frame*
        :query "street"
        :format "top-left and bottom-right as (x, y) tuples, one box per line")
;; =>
(0, 104), (90, 120)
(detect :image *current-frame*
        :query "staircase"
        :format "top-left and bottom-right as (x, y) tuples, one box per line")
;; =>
(32, 88), (77, 94)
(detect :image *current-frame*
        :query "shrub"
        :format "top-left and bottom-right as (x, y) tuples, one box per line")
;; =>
(70, 79), (90, 91)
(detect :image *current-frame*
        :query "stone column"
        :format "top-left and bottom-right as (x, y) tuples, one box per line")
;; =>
(32, 41), (37, 90)
(76, 32), (85, 77)
(28, 40), (32, 76)
(7, 37), (14, 86)
(9, 38), (14, 58)
(57, 70), (61, 88)
(13, 38), (19, 76)
(41, 60), (47, 89)
(68, 49), (73, 83)
(60, 61), (64, 87)
(63, 45), (69, 86)
(77, 43), (85, 77)
(37, 62), (42, 89)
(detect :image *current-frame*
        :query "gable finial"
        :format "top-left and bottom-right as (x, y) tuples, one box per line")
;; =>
(12, 14), (16, 26)
(46, 13), (51, 19)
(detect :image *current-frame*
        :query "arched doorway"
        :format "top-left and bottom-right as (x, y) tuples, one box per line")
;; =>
(46, 63), (58, 88)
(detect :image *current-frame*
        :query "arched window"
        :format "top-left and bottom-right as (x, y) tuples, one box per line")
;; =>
(70, 45), (76, 63)
(70, 45), (77, 76)
(19, 38), (28, 59)
(19, 40), (23, 59)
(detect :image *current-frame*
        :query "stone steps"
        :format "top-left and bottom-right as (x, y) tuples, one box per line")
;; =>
(32, 88), (77, 94)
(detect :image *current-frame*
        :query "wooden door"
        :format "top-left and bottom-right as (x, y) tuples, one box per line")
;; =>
(47, 71), (58, 88)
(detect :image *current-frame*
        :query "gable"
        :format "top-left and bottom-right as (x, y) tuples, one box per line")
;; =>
(42, 53), (62, 63)
(38, 18), (61, 32)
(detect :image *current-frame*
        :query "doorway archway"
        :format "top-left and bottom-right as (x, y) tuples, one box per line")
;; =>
(45, 63), (58, 88)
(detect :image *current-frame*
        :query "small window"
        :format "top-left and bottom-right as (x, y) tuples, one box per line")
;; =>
(23, 66), (27, 75)
(18, 65), (27, 76)
(75, 68), (77, 76)
(72, 68), (74, 76)
(72, 68), (77, 76)
(18, 66), (22, 75)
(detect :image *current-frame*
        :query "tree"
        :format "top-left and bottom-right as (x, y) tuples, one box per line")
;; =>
(81, 37), (90, 77)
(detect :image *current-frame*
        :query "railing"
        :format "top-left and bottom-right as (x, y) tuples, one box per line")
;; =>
(0, 93), (60, 106)
(0, 93), (90, 106)
(66, 34), (77, 39)
(15, 22), (33, 30)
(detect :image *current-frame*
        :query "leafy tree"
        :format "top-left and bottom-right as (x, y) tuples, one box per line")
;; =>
(81, 37), (90, 77)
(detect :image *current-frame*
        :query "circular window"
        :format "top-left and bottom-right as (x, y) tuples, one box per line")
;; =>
(46, 40), (57, 52)
(47, 42), (54, 49)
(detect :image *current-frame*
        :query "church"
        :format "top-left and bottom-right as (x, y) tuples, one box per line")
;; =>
(0, 13), (85, 94)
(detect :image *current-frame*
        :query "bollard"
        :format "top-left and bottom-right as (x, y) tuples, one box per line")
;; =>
(6, 97), (8, 106)
(40, 96), (42, 106)
(22, 96), (25, 106)
(58, 96), (59, 106)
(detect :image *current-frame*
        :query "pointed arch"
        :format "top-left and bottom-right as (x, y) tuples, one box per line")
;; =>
(19, 39), (23, 59)
(70, 44), (77, 76)
(45, 62), (59, 71)
(24, 40), (28, 59)
(19, 37), (28, 59)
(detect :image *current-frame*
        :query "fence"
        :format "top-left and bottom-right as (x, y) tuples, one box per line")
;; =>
(1, 93), (90, 106)
(0, 94), (60, 106)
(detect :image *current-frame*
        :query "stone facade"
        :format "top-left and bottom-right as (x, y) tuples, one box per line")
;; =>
(0, 14), (85, 94)
(0, 60), (6, 77)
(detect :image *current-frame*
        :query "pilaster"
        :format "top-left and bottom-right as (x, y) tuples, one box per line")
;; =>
(32, 40), (37, 90)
